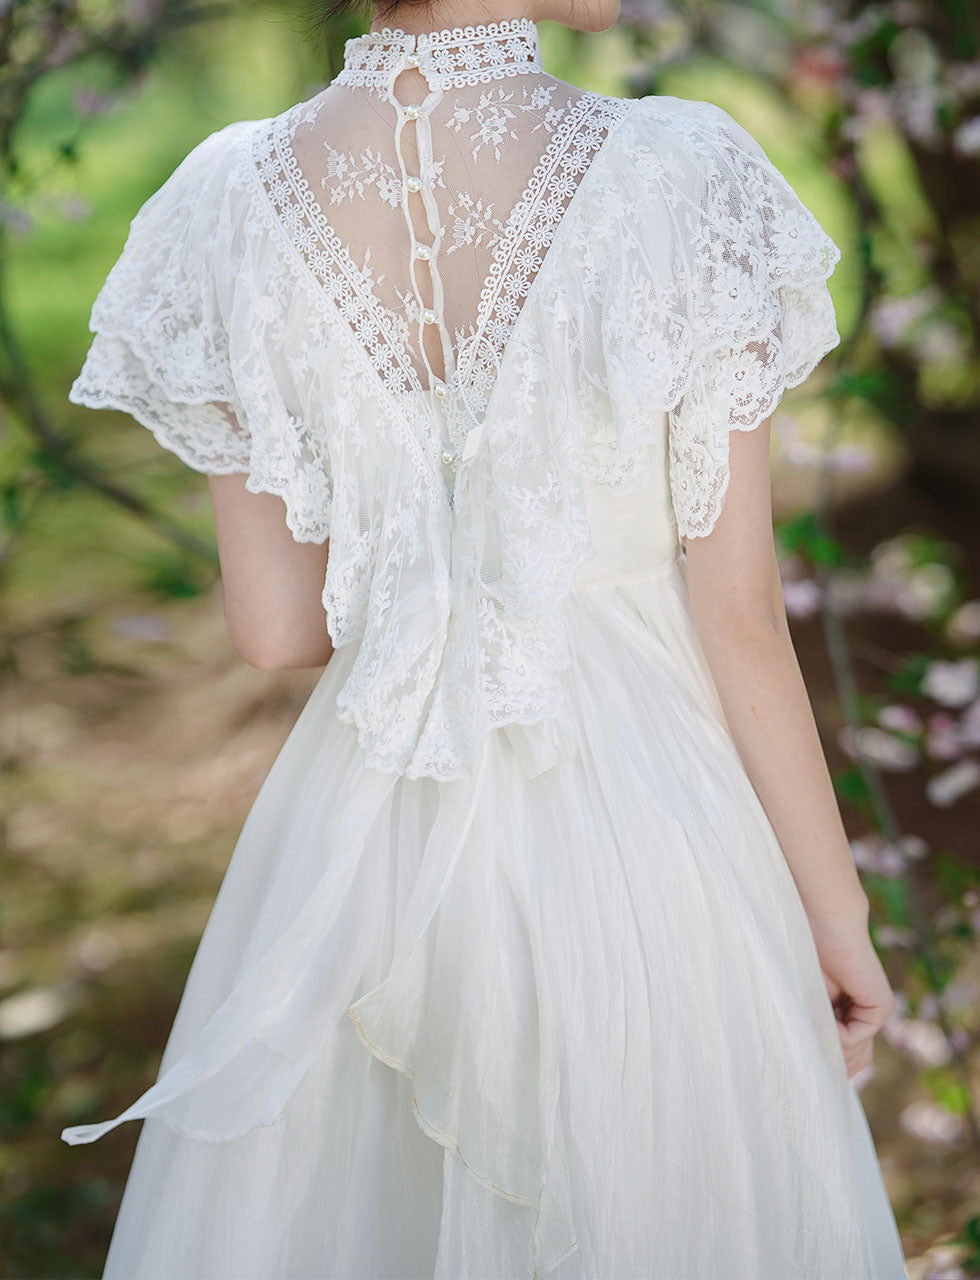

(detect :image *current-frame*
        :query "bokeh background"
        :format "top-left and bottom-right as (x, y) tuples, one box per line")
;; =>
(1, 1), (979, 1276)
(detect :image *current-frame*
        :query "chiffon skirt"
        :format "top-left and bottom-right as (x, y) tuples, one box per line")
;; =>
(63, 555), (909, 1279)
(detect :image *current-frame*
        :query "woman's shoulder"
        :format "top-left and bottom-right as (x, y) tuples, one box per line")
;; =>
(587, 89), (818, 231)
(122, 116), (266, 241)
(599, 91), (766, 167)
(154, 115), (263, 189)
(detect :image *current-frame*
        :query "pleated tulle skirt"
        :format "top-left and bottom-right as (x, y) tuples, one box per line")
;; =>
(64, 556), (909, 1280)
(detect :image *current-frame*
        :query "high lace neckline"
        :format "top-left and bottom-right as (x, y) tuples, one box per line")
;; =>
(336, 17), (543, 91)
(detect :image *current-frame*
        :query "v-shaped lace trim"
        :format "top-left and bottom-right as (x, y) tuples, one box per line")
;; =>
(250, 93), (632, 435)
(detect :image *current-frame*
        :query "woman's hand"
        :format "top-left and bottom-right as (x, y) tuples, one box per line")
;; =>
(810, 917), (897, 1079)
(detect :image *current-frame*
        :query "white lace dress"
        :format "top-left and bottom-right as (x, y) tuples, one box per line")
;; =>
(63, 19), (909, 1279)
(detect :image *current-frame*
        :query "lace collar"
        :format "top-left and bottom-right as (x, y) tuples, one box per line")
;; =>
(335, 18), (543, 91)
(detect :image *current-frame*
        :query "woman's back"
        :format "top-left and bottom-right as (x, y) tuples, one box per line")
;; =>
(275, 23), (612, 400)
(61, 16), (908, 1279)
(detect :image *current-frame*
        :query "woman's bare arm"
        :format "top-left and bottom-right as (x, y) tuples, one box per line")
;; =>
(206, 473), (334, 670)
(681, 419), (869, 934)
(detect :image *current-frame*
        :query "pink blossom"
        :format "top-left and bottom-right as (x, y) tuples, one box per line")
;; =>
(869, 288), (938, 347)
(61, 195), (90, 222)
(781, 578), (823, 618)
(925, 712), (964, 761)
(922, 659), (980, 707)
(849, 833), (912, 873)
(946, 600), (980, 644)
(0, 202), (32, 236)
(829, 442), (875, 474)
(899, 1099), (964, 1145)
(899, 833), (929, 860)
(891, 0), (928, 23)
(876, 843), (908, 876)
(839, 725), (920, 771)
(113, 614), (173, 642)
(914, 321), (966, 365)
(940, 983), (977, 1015)
(952, 115), (980, 157)
(883, 1016), (951, 1065)
(72, 87), (118, 118)
(946, 62), (980, 98)
(924, 1244), (969, 1278)
(948, 1027), (972, 1055)
(932, 905), (961, 933)
(918, 993), (940, 1020)
(874, 925), (917, 948)
(926, 759), (980, 808)
(849, 835), (880, 870)
(877, 705), (922, 734)
(957, 698), (980, 747)
(853, 88), (894, 121)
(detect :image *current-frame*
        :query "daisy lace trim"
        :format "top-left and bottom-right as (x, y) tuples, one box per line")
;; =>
(336, 19), (543, 91)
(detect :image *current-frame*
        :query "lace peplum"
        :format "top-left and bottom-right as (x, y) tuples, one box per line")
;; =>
(68, 20), (842, 785)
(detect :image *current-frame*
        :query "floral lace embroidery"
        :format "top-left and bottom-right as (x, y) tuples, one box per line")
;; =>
(321, 145), (405, 207)
(254, 105), (419, 398)
(447, 192), (506, 252)
(253, 86), (628, 436)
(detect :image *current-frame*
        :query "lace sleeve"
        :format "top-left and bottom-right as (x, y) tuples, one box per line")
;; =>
(667, 103), (842, 541)
(67, 123), (261, 477)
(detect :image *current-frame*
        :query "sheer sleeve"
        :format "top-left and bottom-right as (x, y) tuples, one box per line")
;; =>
(666, 103), (842, 540)
(67, 121), (333, 544)
(68, 122), (257, 474)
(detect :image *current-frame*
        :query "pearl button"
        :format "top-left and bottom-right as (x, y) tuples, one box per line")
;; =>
(406, 176), (422, 193)
(433, 381), (448, 399)
(441, 449), (456, 466)
(405, 104), (421, 120)
(404, 53), (419, 68)
(415, 244), (431, 261)
(422, 308), (438, 325)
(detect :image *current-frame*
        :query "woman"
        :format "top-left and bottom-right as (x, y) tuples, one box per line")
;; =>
(62, 0), (909, 1275)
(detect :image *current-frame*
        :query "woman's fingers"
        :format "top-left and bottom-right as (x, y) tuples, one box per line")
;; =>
(833, 992), (890, 1077)
(840, 1032), (873, 1078)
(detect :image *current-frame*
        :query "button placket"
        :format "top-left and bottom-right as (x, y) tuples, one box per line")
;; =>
(385, 42), (465, 561)
(388, 55), (458, 420)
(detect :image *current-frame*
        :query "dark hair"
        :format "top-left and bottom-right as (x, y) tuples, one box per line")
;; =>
(307, 0), (501, 36)
(309, 0), (437, 27)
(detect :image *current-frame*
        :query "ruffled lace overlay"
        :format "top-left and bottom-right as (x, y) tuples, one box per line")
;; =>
(659, 102), (841, 538)
(69, 90), (840, 788)
(68, 121), (335, 543)
(569, 97), (841, 538)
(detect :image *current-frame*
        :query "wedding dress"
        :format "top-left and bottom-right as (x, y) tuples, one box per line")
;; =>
(62, 18), (909, 1279)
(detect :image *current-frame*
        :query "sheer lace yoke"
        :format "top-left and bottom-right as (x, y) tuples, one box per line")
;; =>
(248, 20), (631, 437)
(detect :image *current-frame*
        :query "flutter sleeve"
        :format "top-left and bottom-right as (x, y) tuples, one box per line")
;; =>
(666, 102), (843, 541)
(68, 119), (333, 543)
